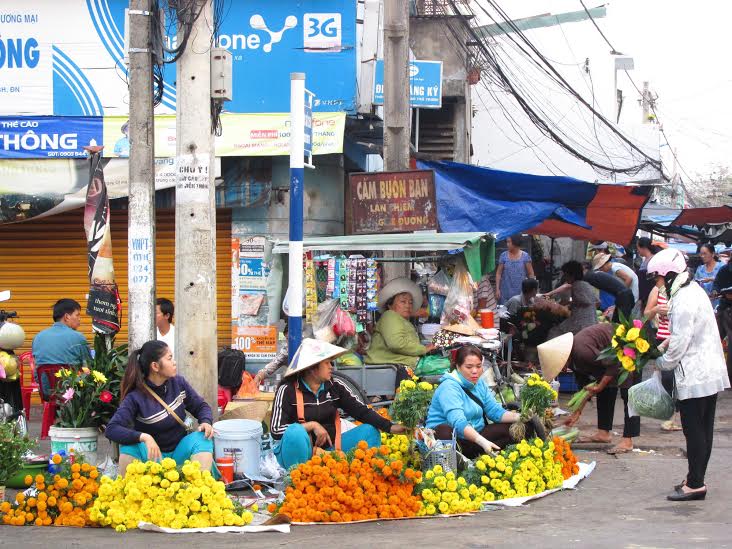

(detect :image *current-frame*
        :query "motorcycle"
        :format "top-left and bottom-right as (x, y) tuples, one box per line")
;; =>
(0, 290), (28, 436)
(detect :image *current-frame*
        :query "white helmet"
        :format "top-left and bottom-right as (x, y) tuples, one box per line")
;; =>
(646, 248), (687, 277)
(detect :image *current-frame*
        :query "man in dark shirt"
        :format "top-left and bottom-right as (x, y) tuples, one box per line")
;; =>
(582, 263), (635, 321)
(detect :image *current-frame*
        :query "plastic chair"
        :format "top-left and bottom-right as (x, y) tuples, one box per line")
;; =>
(34, 364), (66, 440)
(18, 351), (39, 421)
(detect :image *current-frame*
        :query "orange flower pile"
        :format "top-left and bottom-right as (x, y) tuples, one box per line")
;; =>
(0, 454), (100, 527)
(268, 440), (423, 523)
(553, 437), (579, 479)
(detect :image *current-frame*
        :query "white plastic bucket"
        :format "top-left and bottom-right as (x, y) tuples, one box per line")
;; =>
(213, 419), (263, 480)
(48, 426), (99, 465)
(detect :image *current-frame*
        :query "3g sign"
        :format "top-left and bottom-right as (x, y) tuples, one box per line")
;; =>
(303, 13), (342, 51)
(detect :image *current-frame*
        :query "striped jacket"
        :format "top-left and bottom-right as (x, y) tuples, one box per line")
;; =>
(270, 376), (392, 443)
(106, 376), (212, 452)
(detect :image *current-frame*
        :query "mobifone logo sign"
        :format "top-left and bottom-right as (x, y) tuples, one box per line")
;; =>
(304, 13), (341, 51)
(249, 14), (298, 53)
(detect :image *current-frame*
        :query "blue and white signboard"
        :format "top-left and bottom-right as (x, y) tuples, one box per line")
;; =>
(0, 116), (103, 159)
(0, 0), (356, 116)
(373, 60), (443, 109)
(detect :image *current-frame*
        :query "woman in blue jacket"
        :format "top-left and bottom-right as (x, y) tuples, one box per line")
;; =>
(426, 345), (521, 457)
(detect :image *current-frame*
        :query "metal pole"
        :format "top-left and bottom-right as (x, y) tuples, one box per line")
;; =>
(288, 73), (305, 361)
(127, 0), (156, 350)
(415, 108), (420, 152)
(383, 0), (410, 171)
(175, 0), (218, 413)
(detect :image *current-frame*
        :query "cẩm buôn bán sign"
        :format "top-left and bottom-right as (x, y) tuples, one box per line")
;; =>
(349, 169), (437, 234)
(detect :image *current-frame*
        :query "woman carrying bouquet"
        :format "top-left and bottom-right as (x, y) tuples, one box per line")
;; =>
(547, 326), (640, 454)
(106, 340), (215, 477)
(647, 248), (730, 501)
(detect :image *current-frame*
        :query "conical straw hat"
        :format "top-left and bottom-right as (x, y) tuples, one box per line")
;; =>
(283, 338), (348, 378)
(537, 332), (573, 382)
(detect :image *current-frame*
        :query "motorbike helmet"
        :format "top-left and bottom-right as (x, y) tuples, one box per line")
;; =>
(0, 321), (25, 350)
(646, 248), (687, 277)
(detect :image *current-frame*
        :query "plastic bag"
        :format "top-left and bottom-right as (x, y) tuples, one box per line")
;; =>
(333, 307), (356, 337)
(427, 270), (451, 296)
(236, 371), (260, 398)
(312, 298), (340, 342)
(415, 355), (451, 377)
(428, 293), (446, 321)
(440, 260), (475, 325)
(628, 371), (674, 420)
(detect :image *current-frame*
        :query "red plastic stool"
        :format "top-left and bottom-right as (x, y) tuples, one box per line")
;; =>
(18, 352), (39, 421)
(35, 364), (66, 440)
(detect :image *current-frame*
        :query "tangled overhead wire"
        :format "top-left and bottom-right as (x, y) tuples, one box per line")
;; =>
(447, 0), (663, 179)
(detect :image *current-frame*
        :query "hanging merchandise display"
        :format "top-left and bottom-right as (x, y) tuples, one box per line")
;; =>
(304, 252), (318, 322)
(366, 258), (379, 312)
(327, 257), (337, 298)
(338, 257), (349, 308)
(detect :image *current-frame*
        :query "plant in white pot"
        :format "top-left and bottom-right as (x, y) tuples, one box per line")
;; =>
(49, 336), (127, 465)
(0, 422), (35, 501)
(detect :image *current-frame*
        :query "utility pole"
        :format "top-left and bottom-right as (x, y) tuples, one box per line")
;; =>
(175, 0), (218, 413)
(383, 0), (410, 171)
(127, 0), (156, 351)
(641, 81), (650, 123)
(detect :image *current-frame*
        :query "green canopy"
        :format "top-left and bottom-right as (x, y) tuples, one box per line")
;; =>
(271, 232), (495, 281)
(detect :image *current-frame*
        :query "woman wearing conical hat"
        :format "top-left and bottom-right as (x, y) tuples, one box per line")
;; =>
(271, 338), (407, 469)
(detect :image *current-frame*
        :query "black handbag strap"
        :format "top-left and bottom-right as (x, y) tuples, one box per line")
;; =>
(460, 385), (490, 425)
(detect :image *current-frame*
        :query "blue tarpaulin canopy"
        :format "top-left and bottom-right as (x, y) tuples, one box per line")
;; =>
(419, 160), (651, 245)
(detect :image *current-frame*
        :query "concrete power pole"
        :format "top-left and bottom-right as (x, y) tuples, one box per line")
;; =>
(175, 0), (218, 413)
(383, 0), (410, 171)
(641, 81), (650, 123)
(127, 0), (156, 351)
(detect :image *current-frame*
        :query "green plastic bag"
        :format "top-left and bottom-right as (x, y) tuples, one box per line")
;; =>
(415, 355), (451, 377)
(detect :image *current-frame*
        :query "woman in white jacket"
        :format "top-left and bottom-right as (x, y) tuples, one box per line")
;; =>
(648, 248), (730, 502)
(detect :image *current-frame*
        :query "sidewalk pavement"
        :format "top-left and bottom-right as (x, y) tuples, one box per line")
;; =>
(2, 391), (731, 548)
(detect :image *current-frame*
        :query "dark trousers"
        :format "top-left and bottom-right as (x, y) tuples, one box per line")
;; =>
(678, 394), (718, 489)
(596, 386), (640, 438)
(435, 423), (513, 459)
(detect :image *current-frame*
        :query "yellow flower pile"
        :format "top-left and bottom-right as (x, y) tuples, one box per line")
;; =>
(89, 459), (253, 532)
(417, 465), (487, 516)
(379, 432), (410, 462)
(470, 438), (564, 499)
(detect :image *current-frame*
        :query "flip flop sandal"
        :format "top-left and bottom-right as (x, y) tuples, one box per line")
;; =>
(661, 422), (683, 432)
(575, 436), (612, 444)
(607, 446), (632, 455)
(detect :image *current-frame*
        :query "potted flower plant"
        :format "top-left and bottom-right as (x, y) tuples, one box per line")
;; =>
(49, 335), (127, 465)
(0, 422), (35, 501)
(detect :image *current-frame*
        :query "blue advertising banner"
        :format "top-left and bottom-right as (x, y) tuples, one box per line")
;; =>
(0, 116), (103, 159)
(0, 0), (356, 116)
(373, 60), (443, 109)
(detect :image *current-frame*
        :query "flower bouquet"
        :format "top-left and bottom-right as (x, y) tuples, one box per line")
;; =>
(568, 313), (660, 412)
(510, 373), (557, 441)
(389, 379), (436, 431)
(54, 367), (116, 429)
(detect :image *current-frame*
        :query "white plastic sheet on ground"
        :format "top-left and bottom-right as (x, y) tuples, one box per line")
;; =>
(137, 521), (290, 534)
(482, 461), (596, 508)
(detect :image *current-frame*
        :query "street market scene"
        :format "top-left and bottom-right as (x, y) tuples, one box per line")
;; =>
(1, 0), (732, 547)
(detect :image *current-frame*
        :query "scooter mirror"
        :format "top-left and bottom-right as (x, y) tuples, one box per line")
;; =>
(0, 291), (9, 302)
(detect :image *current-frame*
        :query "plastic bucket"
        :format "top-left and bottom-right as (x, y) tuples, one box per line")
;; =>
(48, 426), (99, 465)
(215, 456), (234, 484)
(213, 419), (263, 480)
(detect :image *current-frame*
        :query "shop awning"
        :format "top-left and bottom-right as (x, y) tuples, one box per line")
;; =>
(671, 206), (732, 227)
(420, 160), (651, 245)
(529, 184), (651, 245)
(271, 232), (492, 254)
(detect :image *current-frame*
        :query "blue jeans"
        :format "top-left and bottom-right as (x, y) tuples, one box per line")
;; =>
(274, 423), (381, 469)
(120, 431), (213, 466)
